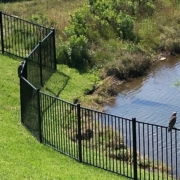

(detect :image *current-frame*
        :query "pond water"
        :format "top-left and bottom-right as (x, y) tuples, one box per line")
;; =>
(105, 56), (180, 178)
(106, 56), (180, 127)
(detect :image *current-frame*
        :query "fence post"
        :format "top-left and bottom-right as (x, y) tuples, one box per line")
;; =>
(37, 88), (42, 143)
(19, 61), (27, 124)
(52, 28), (57, 70)
(22, 58), (27, 79)
(77, 103), (82, 162)
(132, 118), (137, 180)
(0, 11), (4, 53)
(39, 41), (43, 86)
(20, 77), (24, 124)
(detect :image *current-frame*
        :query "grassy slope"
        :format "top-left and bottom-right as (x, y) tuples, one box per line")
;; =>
(0, 0), (83, 33)
(0, 54), (129, 180)
(42, 64), (99, 103)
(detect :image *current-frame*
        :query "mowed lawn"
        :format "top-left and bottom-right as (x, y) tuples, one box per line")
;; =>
(0, 54), (129, 180)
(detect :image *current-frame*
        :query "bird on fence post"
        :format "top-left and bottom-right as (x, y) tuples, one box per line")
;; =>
(168, 112), (177, 132)
(18, 61), (24, 78)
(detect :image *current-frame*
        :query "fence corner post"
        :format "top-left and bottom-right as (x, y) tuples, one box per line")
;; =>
(132, 117), (137, 180)
(77, 103), (82, 162)
(0, 11), (4, 53)
(52, 28), (57, 70)
(22, 59), (27, 79)
(39, 41), (43, 86)
(20, 77), (24, 124)
(37, 88), (42, 143)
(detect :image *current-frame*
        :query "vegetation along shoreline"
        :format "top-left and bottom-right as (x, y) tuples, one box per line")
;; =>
(1, 0), (180, 111)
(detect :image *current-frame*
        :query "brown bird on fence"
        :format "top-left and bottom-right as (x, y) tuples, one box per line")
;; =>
(168, 112), (177, 132)
(18, 61), (24, 78)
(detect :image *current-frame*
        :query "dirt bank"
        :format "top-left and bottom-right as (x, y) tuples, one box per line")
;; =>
(82, 51), (179, 111)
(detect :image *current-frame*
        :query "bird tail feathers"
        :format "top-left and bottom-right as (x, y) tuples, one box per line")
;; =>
(168, 126), (172, 132)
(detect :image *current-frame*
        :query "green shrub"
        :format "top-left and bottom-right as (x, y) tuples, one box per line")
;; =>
(30, 14), (56, 27)
(65, 6), (90, 37)
(57, 35), (89, 69)
(90, 0), (135, 40)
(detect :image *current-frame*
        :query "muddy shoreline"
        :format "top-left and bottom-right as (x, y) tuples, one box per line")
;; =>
(83, 52), (179, 111)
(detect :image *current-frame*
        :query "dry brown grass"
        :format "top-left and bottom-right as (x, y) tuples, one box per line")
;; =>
(79, 76), (125, 111)
(69, 121), (125, 150)
(0, 0), (84, 34)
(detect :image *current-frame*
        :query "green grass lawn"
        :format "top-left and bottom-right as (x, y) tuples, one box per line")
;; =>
(0, 54), (130, 180)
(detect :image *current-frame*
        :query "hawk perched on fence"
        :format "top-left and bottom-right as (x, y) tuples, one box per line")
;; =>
(168, 112), (177, 132)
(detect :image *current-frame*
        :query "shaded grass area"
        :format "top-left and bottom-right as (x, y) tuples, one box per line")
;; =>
(0, 54), (129, 180)
(42, 64), (100, 105)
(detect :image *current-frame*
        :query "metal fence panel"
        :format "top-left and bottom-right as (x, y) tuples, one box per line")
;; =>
(20, 76), (41, 141)
(40, 30), (56, 70)
(40, 92), (79, 160)
(80, 107), (134, 179)
(25, 33), (56, 88)
(1, 11), (51, 58)
(135, 121), (180, 180)
(26, 45), (41, 88)
(40, 31), (56, 85)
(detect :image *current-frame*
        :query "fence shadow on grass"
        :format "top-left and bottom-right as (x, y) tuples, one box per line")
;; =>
(42, 70), (70, 98)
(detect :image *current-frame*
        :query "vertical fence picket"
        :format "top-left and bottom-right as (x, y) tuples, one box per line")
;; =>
(175, 130), (178, 179)
(20, 77), (24, 124)
(0, 11), (4, 53)
(132, 118), (137, 180)
(37, 88), (42, 143)
(52, 28), (57, 70)
(77, 103), (82, 162)
(39, 41), (43, 86)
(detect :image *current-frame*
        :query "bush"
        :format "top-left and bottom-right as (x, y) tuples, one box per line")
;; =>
(65, 6), (90, 38)
(57, 35), (89, 69)
(90, 0), (135, 40)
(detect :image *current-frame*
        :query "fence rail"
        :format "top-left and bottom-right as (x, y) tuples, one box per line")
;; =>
(1, 10), (180, 180)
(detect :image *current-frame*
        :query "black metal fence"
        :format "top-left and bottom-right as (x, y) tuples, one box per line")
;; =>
(25, 30), (56, 88)
(0, 11), (56, 88)
(1, 10), (180, 180)
(0, 12), (52, 58)
(38, 95), (180, 180)
(20, 76), (42, 142)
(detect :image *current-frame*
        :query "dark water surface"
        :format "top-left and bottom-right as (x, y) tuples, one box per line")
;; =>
(105, 56), (180, 178)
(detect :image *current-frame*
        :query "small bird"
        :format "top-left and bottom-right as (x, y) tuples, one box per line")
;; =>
(18, 61), (24, 78)
(168, 112), (177, 132)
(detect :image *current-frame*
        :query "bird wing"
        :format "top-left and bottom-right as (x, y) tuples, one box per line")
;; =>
(169, 115), (176, 127)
